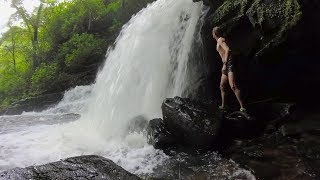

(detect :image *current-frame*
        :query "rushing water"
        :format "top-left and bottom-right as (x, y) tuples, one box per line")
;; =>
(0, 0), (255, 178)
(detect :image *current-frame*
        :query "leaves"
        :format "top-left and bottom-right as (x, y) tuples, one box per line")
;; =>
(31, 63), (58, 93)
(0, 0), (155, 107)
(58, 33), (105, 67)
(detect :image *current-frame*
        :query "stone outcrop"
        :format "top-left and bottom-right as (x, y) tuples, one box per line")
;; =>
(161, 97), (221, 149)
(194, 0), (320, 104)
(224, 105), (320, 179)
(147, 97), (294, 150)
(0, 155), (140, 180)
(147, 97), (320, 179)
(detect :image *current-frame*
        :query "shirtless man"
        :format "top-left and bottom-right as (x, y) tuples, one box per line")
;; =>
(212, 26), (246, 112)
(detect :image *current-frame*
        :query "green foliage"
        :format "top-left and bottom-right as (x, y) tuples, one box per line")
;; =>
(0, 0), (155, 108)
(109, 18), (122, 32)
(106, 0), (121, 13)
(58, 33), (105, 67)
(31, 63), (58, 93)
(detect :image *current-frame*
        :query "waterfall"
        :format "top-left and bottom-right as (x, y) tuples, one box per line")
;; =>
(80, 0), (204, 140)
(0, 0), (208, 174)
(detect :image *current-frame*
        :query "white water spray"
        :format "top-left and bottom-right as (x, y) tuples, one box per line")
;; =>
(81, 0), (204, 140)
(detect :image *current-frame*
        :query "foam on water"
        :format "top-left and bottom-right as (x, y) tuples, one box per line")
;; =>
(0, 120), (168, 174)
(22, 85), (93, 116)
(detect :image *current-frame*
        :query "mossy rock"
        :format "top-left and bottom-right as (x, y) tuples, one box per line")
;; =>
(246, 0), (302, 57)
(207, 0), (302, 60)
(196, 0), (320, 102)
(211, 0), (251, 25)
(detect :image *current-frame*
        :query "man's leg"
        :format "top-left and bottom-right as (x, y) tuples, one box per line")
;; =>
(228, 72), (245, 110)
(220, 74), (228, 109)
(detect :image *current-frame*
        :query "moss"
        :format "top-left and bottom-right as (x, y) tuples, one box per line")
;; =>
(284, 0), (302, 29)
(251, 0), (302, 56)
(210, 0), (303, 60)
(211, 0), (250, 25)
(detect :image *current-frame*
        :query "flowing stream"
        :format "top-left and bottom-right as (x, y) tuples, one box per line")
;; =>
(0, 0), (255, 178)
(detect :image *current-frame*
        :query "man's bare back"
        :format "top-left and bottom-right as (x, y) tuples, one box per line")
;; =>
(216, 37), (230, 64)
(216, 37), (231, 73)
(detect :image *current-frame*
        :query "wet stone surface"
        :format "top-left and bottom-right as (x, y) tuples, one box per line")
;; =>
(147, 97), (320, 179)
(0, 155), (140, 180)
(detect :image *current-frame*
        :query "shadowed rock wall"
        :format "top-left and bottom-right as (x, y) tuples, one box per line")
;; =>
(194, 0), (320, 105)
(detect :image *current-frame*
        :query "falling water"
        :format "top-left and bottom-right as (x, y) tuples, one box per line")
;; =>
(81, 0), (204, 140)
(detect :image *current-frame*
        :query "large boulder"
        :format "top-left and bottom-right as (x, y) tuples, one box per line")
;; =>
(0, 155), (140, 180)
(147, 97), (320, 179)
(161, 97), (222, 149)
(147, 118), (177, 150)
(147, 97), (294, 150)
(224, 105), (320, 179)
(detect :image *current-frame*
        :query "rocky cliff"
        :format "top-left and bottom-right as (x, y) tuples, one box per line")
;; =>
(194, 0), (320, 105)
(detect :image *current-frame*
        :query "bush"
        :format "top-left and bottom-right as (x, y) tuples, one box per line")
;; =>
(31, 63), (58, 93)
(0, 73), (28, 108)
(57, 33), (105, 69)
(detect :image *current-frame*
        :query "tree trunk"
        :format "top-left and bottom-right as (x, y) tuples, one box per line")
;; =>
(31, 25), (38, 67)
(88, 12), (92, 31)
(11, 35), (16, 72)
(31, 3), (44, 68)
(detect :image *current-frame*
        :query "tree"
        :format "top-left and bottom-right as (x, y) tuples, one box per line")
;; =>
(1, 27), (17, 72)
(9, 0), (47, 68)
(0, 26), (29, 73)
(121, 0), (125, 8)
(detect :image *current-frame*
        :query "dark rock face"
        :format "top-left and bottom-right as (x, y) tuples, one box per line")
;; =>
(195, 0), (320, 104)
(224, 106), (320, 179)
(0, 155), (140, 180)
(190, 1), (320, 177)
(146, 151), (256, 180)
(225, 132), (320, 179)
(148, 97), (293, 150)
(147, 118), (177, 149)
(161, 97), (222, 149)
(147, 97), (320, 179)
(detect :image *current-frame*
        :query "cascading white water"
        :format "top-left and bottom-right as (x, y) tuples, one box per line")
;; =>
(0, 0), (205, 174)
(81, 0), (204, 139)
(0, 1), (257, 178)
(22, 85), (93, 115)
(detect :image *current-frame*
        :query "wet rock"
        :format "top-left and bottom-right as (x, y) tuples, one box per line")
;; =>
(195, 0), (320, 103)
(224, 106), (320, 180)
(144, 151), (255, 180)
(148, 97), (294, 151)
(222, 102), (294, 138)
(149, 97), (320, 179)
(127, 115), (149, 133)
(147, 118), (176, 150)
(224, 132), (320, 179)
(0, 155), (140, 180)
(161, 97), (222, 149)
(147, 96), (320, 179)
